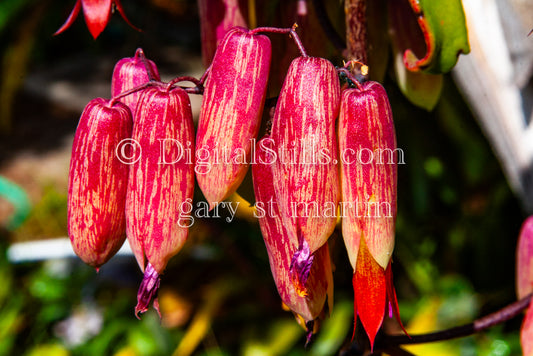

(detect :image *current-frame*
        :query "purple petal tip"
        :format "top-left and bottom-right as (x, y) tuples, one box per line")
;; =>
(135, 263), (161, 319)
(290, 240), (314, 297)
(304, 320), (314, 347)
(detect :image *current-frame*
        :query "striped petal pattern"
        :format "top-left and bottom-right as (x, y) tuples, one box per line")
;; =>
(68, 98), (132, 269)
(196, 27), (271, 208)
(111, 48), (160, 116)
(270, 56), (340, 295)
(252, 136), (333, 340)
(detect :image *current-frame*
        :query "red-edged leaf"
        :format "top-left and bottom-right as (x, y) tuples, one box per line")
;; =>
(389, 0), (469, 74)
(353, 237), (387, 350)
(385, 262), (408, 335)
(81, 0), (112, 39)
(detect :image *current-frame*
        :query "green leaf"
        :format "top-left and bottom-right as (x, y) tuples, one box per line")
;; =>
(393, 48), (444, 110)
(403, 0), (470, 74)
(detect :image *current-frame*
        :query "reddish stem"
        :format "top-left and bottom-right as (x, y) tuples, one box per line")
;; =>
(382, 293), (532, 347)
(249, 25), (308, 57)
(135, 48), (158, 82)
(198, 65), (211, 86)
(345, 0), (368, 63)
(167, 76), (204, 94)
(109, 81), (161, 106)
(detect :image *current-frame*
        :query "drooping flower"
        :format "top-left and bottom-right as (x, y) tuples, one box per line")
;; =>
(252, 136), (333, 343)
(68, 98), (132, 270)
(55, 0), (140, 39)
(338, 81), (406, 348)
(196, 26), (271, 209)
(269, 56), (340, 297)
(125, 85), (195, 317)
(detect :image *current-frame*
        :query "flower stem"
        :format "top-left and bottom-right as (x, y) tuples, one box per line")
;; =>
(109, 81), (160, 106)
(135, 48), (158, 82)
(383, 293), (532, 346)
(344, 0), (368, 63)
(167, 76), (204, 94)
(249, 25), (308, 57)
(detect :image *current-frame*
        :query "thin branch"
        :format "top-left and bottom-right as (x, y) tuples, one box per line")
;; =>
(110, 81), (161, 106)
(383, 293), (532, 346)
(249, 25), (308, 57)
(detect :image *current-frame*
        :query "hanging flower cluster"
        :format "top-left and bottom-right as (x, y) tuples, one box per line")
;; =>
(67, 25), (405, 346)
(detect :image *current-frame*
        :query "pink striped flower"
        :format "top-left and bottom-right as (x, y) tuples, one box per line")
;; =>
(126, 85), (195, 317)
(516, 216), (533, 356)
(338, 81), (405, 348)
(68, 98), (132, 269)
(252, 136), (333, 343)
(196, 26), (271, 208)
(270, 56), (340, 297)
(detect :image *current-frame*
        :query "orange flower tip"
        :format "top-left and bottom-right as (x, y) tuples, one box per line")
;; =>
(290, 240), (314, 298)
(352, 241), (387, 350)
(135, 263), (161, 319)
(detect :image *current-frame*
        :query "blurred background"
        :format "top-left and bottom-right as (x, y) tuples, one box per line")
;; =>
(0, 0), (531, 355)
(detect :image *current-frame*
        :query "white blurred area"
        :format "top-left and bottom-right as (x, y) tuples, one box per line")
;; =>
(453, 0), (533, 212)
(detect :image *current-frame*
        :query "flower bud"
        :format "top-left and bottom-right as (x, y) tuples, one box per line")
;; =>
(125, 86), (195, 317)
(196, 26), (271, 208)
(252, 137), (333, 341)
(68, 98), (132, 269)
(111, 48), (160, 115)
(338, 81), (397, 270)
(269, 56), (340, 292)
(338, 81), (405, 348)
(517, 216), (533, 299)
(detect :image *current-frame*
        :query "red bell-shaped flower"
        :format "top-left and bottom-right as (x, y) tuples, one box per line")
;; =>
(55, 0), (140, 39)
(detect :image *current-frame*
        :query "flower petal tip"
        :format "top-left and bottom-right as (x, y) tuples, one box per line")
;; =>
(290, 241), (314, 297)
(135, 263), (161, 319)
(304, 320), (314, 348)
